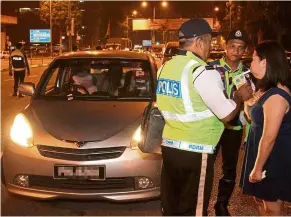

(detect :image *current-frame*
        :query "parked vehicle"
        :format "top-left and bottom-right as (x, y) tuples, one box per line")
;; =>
(161, 41), (179, 64)
(151, 44), (164, 59)
(2, 50), (161, 201)
(105, 38), (132, 51)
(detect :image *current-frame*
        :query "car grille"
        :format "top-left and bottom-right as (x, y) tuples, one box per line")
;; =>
(37, 145), (126, 161)
(29, 175), (134, 190)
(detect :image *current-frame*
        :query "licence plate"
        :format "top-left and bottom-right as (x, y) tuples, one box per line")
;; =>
(54, 165), (106, 180)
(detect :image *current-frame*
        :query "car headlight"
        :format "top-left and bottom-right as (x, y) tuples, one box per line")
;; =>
(10, 114), (33, 147)
(130, 126), (142, 150)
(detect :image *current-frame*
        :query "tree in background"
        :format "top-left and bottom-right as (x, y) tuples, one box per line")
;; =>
(39, 1), (82, 52)
(219, 1), (291, 48)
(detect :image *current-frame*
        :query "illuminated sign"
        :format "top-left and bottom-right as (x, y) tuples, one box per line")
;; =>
(30, 29), (51, 43)
(142, 40), (152, 47)
(133, 18), (213, 31)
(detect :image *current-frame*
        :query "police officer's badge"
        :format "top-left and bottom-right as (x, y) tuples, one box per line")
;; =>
(235, 30), (242, 37)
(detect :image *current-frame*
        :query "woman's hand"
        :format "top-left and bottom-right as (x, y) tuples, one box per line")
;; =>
(249, 168), (263, 183)
(245, 90), (264, 106)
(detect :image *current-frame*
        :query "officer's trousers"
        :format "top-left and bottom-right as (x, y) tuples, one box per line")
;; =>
(161, 146), (216, 216)
(215, 128), (243, 206)
(13, 70), (25, 94)
(216, 129), (243, 182)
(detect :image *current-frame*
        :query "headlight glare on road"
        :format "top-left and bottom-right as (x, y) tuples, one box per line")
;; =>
(10, 114), (33, 147)
(130, 126), (142, 150)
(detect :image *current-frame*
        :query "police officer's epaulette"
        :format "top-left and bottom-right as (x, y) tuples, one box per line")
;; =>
(242, 64), (249, 72)
(207, 59), (220, 65)
(205, 65), (215, 70)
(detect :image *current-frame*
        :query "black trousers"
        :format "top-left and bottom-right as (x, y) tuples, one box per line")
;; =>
(216, 129), (243, 181)
(13, 70), (25, 94)
(161, 146), (216, 216)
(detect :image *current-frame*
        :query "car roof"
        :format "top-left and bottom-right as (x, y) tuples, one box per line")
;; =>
(58, 50), (149, 60)
(165, 41), (179, 48)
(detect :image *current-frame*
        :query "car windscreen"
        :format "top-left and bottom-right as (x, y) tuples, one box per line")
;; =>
(39, 58), (153, 100)
(164, 46), (179, 56)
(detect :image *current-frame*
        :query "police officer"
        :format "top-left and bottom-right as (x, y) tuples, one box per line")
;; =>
(156, 19), (253, 216)
(9, 42), (30, 97)
(208, 29), (250, 216)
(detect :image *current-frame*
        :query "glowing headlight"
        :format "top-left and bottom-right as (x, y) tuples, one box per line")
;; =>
(10, 114), (33, 147)
(130, 126), (142, 150)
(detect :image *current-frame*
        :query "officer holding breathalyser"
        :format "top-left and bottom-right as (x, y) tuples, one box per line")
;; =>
(208, 29), (253, 216)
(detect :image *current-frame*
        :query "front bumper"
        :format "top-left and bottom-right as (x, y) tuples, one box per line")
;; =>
(3, 141), (161, 201)
(6, 183), (160, 201)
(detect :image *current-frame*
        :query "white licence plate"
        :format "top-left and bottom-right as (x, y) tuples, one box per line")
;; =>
(54, 165), (106, 180)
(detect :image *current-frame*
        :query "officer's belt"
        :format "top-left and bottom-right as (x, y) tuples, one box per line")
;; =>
(13, 68), (26, 71)
(162, 138), (215, 154)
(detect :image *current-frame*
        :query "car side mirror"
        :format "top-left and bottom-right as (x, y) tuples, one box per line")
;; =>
(19, 82), (35, 96)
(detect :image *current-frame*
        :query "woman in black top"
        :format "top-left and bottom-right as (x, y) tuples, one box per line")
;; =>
(240, 41), (291, 215)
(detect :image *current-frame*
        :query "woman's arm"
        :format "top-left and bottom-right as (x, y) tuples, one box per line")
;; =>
(249, 94), (288, 182)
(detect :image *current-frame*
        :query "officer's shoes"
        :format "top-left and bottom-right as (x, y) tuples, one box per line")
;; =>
(12, 93), (17, 97)
(214, 203), (230, 216)
(18, 94), (24, 98)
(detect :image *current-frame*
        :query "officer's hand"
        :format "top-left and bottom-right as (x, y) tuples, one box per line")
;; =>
(9, 71), (13, 76)
(235, 84), (253, 102)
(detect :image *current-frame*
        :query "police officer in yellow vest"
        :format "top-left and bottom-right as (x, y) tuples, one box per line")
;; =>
(208, 29), (251, 216)
(156, 19), (253, 216)
(9, 42), (30, 97)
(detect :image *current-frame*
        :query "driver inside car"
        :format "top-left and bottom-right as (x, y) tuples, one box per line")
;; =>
(72, 66), (97, 94)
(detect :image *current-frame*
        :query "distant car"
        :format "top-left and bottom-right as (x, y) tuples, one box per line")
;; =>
(208, 51), (225, 62)
(2, 50), (161, 201)
(1, 51), (10, 59)
(241, 55), (252, 68)
(151, 44), (164, 60)
(161, 41), (179, 64)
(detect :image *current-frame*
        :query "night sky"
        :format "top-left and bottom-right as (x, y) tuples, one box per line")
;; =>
(1, 1), (218, 46)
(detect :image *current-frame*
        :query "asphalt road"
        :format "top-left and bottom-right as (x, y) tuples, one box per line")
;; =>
(1, 65), (291, 216)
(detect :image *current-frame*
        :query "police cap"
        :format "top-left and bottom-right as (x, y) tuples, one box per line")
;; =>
(227, 29), (249, 44)
(179, 18), (220, 40)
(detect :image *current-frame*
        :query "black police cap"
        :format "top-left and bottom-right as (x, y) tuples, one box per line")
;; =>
(227, 29), (249, 44)
(179, 18), (220, 40)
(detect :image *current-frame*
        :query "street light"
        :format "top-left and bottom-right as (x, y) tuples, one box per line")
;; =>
(161, 1), (168, 7)
(140, 1), (169, 44)
(214, 6), (219, 12)
(142, 1), (147, 7)
(50, 0), (52, 58)
(126, 11), (138, 41)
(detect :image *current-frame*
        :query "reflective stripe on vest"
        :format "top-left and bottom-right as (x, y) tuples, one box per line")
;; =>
(162, 138), (215, 154)
(11, 50), (26, 71)
(160, 60), (215, 122)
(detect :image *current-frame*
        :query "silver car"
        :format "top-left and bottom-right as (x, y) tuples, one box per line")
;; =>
(2, 51), (162, 201)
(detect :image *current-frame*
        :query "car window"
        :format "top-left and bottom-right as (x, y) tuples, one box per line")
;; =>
(39, 58), (153, 100)
(44, 66), (61, 93)
(164, 47), (179, 56)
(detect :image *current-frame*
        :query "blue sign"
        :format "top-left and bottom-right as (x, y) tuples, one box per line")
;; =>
(142, 40), (152, 47)
(30, 29), (51, 43)
(157, 79), (182, 98)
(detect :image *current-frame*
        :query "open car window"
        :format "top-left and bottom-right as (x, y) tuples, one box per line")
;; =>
(39, 58), (153, 100)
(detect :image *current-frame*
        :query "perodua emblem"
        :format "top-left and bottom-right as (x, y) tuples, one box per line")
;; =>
(75, 141), (86, 148)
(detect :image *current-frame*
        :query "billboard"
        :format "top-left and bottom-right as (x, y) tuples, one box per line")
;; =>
(133, 18), (213, 31)
(142, 40), (152, 47)
(30, 29), (51, 43)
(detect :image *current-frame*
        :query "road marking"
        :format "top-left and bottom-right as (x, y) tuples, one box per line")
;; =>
(3, 79), (13, 82)
(29, 75), (38, 78)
